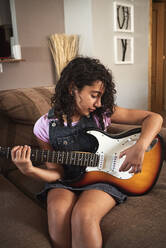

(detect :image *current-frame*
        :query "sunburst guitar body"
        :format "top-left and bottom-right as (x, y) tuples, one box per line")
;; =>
(72, 128), (164, 196)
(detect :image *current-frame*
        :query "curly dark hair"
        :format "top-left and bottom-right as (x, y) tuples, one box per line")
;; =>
(51, 56), (116, 129)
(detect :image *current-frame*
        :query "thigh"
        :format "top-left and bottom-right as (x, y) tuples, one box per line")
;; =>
(47, 188), (78, 235)
(74, 189), (116, 221)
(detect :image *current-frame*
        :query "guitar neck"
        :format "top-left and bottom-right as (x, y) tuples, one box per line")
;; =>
(0, 147), (99, 167)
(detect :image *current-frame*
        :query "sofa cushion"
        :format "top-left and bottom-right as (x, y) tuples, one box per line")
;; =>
(0, 86), (54, 124)
(7, 167), (46, 205)
(0, 175), (51, 248)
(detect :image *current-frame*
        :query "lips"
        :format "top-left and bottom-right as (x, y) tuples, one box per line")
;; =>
(89, 108), (95, 112)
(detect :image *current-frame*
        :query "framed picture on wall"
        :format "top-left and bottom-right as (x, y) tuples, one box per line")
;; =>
(114, 36), (134, 64)
(113, 1), (134, 32)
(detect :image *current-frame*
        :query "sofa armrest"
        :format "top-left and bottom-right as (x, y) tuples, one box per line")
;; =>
(0, 86), (54, 175)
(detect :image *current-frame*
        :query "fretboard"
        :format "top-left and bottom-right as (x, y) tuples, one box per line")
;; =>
(0, 147), (99, 167)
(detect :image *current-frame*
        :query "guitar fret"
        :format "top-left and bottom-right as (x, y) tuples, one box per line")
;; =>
(77, 152), (80, 166)
(68, 152), (71, 164)
(74, 152), (77, 165)
(43, 150), (47, 162)
(52, 151), (55, 163)
(70, 152), (73, 165)
(39, 150), (41, 162)
(43, 150), (48, 162)
(75, 152), (77, 165)
(49, 150), (53, 163)
(62, 151), (65, 164)
(7, 147), (10, 159)
(95, 154), (99, 167)
(57, 151), (63, 164)
(75, 152), (80, 166)
(85, 153), (88, 166)
(94, 154), (98, 167)
(36, 150), (39, 162)
(47, 150), (50, 162)
(89, 153), (94, 167)
(88, 153), (91, 166)
(30, 150), (35, 161)
(93, 154), (96, 167)
(89, 154), (93, 166)
(82, 153), (85, 166)
(84, 153), (89, 167)
(79, 153), (83, 166)
(71, 152), (74, 165)
(41, 150), (44, 162)
(35, 149), (38, 162)
(66, 151), (69, 164)
(57, 151), (60, 163)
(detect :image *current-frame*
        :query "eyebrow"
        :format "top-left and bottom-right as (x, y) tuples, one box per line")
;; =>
(91, 90), (103, 95)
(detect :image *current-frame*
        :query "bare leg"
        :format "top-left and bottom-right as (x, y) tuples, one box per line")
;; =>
(71, 190), (116, 248)
(47, 188), (77, 248)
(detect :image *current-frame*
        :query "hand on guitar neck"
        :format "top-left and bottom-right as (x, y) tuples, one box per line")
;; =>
(11, 145), (33, 175)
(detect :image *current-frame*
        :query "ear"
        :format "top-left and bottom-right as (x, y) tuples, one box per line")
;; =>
(69, 83), (77, 96)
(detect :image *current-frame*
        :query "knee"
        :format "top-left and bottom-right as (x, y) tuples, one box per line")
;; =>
(48, 202), (73, 230)
(71, 204), (98, 228)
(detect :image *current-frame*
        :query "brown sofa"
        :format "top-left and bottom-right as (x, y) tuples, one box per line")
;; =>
(0, 86), (166, 248)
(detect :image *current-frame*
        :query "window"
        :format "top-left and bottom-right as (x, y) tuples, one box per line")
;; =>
(0, 0), (13, 58)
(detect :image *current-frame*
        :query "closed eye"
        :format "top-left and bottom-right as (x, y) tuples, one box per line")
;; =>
(91, 95), (98, 99)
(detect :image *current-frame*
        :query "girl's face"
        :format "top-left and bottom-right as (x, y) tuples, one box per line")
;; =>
(73, 80), (105, 120)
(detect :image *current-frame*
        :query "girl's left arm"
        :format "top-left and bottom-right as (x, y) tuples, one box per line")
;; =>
(110, 106), (163, 173)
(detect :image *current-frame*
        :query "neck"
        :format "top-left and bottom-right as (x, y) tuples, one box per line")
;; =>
(63, 114), (81, 123)
(71, 115), (81, 122)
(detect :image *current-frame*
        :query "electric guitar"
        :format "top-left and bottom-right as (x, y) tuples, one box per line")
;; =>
(0, 128), (164, 196)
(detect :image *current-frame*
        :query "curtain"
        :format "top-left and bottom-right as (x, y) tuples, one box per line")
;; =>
(49, 34), (79, 80)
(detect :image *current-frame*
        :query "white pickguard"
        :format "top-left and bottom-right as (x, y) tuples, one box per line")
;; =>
(86, 130), (140, 180)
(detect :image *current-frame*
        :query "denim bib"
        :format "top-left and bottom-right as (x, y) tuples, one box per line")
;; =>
(48, 109), (99, 182)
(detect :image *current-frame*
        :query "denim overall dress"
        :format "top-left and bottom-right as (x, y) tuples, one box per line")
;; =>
(37, 109), (127, 204)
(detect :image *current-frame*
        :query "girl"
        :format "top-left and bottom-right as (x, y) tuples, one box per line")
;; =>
(11, 57), (163, 248)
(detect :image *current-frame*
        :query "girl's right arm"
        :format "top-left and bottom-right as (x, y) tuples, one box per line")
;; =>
(11, 138), (64, 182)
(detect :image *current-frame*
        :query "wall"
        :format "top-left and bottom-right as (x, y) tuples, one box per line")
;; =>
(0, 0), (11, 25)
(64, 0), (150, 110)
(0, 0), (64, 90)
(64, 0), (93, 56)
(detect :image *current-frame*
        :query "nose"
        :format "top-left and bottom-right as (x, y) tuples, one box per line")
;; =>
(95, 97), (102, 108)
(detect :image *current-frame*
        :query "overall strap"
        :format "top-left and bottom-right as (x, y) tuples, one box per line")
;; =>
(76, 114), (98, 130)
(48, 108), (55, 119)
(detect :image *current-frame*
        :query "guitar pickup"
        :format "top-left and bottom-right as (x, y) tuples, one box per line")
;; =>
(97, 152), (104, 169)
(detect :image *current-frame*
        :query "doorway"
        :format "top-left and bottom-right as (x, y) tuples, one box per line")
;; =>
(150, 0), (166, 113)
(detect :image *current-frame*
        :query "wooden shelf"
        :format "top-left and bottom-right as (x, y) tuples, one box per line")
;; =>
(0, 58), (25, 63)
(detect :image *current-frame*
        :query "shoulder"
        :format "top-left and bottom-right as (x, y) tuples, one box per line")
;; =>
(34, 113), (50, 129)
(33, 113), (51, 143)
